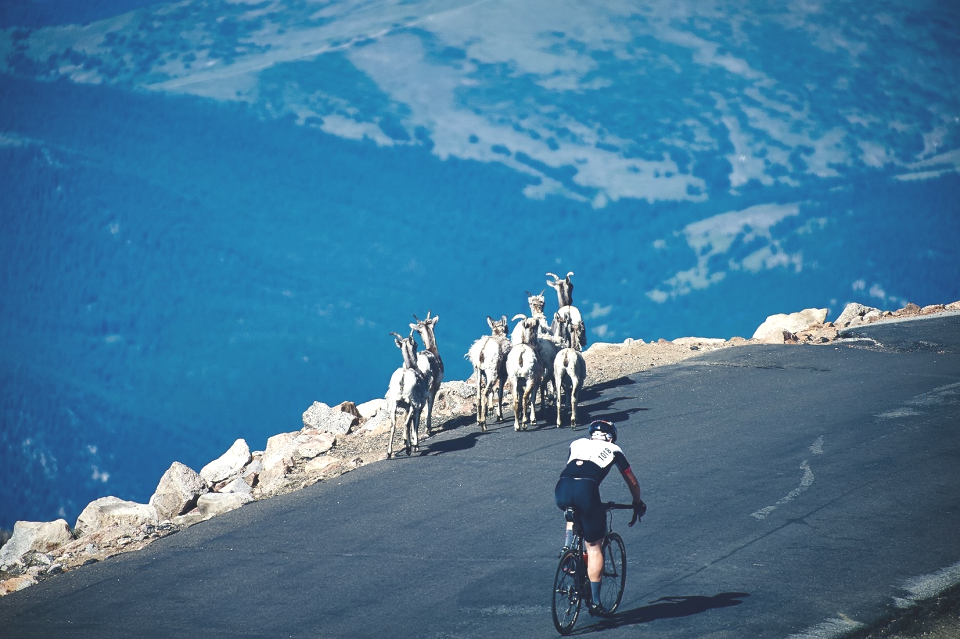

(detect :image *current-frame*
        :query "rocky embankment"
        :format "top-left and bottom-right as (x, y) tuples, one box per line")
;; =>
(2, 300), (958, 597)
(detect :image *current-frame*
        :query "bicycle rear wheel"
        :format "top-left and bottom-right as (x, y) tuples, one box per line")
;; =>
(598, 533), (627, 614)
(552, 549), (582, 634)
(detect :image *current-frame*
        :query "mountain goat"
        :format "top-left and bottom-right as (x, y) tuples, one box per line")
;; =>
(547, 272), (586, 350)
(385, 331), (431, 458)
(465, 315), (512, 430)
(506, 314), (545, 431)
(554, 316), (587, 427)
(411, 311), (443, 436)
(511, 290), (561, 410)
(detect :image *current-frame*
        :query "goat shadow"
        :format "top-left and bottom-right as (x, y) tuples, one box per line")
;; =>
(584, 592), (750, 632)
(417, 415), (488, 456)
(577, 376), (637, 402)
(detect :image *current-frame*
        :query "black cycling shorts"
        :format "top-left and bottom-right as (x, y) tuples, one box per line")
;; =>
(554, 476), (605, 543)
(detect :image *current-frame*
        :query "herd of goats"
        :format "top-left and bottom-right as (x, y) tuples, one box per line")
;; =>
(385, 272), (589, 458)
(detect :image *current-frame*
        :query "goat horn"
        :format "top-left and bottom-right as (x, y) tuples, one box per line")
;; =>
(546, 272), (559, 281)
(566, 271), (575, 279)
(512, 313), (527, 322)
(390, 332), (403, 339)
(412, 313), (421, 323)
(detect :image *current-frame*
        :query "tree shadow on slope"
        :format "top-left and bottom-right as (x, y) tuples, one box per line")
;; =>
(581, 592), (750, 633)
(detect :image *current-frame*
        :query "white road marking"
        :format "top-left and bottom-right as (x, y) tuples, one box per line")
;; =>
(752, 436), (823, 520)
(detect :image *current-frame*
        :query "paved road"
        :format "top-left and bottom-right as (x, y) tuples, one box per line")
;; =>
(2, 315), (959, 638)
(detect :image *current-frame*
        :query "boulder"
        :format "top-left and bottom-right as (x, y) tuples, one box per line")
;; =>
(149, 462), (208, 521)
(336, 401), (363, 422)
(302, 401), (356, 435)
(295, 430), (336, 461)
(302, 454), (343, 477)
(362, 407), (392, 434)
(753, 308), (828, 341)
(0, 520), (74, 570)
(196, 493), (253, 519)
(200, 439), (252, 485)
(835, 303), (881, 327)
(356, 398), (385, 421)
(75, 497), (159, 538)
(433, 381), (477, 419)
(218, 475), (253, 495)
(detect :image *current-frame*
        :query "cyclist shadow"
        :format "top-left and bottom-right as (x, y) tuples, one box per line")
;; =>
(588, 592), (750, 631)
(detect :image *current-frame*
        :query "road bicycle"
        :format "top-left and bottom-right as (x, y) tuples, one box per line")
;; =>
(551, 502), (637, 635)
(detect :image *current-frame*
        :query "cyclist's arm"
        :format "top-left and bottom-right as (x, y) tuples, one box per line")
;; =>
(613, 452), (643, 503)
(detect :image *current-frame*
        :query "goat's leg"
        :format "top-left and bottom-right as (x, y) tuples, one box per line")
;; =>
(523, 382), (536, 430)
(423, 391), (435, 437)
(513, 378), (523, 431)
(555, 371), (564, 427)
(570, 377), (579, 427)
(387, 406), (398, 458)
(496, 377), (506, 422)
(477, 371), (487, 430)
(409, 407), (420, 454)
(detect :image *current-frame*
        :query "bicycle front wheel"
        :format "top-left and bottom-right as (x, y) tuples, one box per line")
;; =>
(552, 549), (582, 635)
(598, 533), (627, 614)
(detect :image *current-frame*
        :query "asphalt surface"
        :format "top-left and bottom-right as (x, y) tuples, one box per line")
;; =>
(2, 315), (959, 638)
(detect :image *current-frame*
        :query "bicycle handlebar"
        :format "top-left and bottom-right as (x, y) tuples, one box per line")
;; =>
(604, 502), (643, 527)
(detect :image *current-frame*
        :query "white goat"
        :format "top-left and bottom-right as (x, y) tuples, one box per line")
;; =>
(411, 311), (443, 436)
(385, 331), (431, 458)
(506, 314), (544, 431)
(554, 316), (587, 427)
(510, 290), (561, 410)
(547, 271), (586, 350)
(465, 315), (512, 430)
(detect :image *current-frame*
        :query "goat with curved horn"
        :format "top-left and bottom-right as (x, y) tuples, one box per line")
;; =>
(385, 330), (430, 458)
(410, 310), (444, 436)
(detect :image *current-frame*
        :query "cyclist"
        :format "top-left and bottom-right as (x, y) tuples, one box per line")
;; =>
(554, 419), (646, 616)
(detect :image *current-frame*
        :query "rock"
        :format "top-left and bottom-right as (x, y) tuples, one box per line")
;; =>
(149, 462), (208, 521)
(242, 458), (263, 487)
(302, 401), (357, 435)
(75, 497), (160, 538)
(756, 329), (799, 345)
(899, 302), (921, 316)
(921, 304), (946, 315)
(948, 301), (960, 311)
(356, 398), (385, 421)
(218, 476), (253, 495)
(302, 454), (343, 477)
(362, 407), (392, 434)
(835, 303), (875, 327)
(433, 381), (477, 418)
(0, 520), (74, 570)
(200, 439), (252, 485)
(0, 575), (37, 595)
(295, 430), (336, 461)
(753, 308), (828, 340)
(672, 337), (726, 347)
(336, 401), (363, 422)
(172, 510), (205, 528)
(257, 432), (299, 493)
(196, 493), (253, 519)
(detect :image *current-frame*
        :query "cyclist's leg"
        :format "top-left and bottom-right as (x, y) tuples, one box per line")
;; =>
(555, 478), (577, 548)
